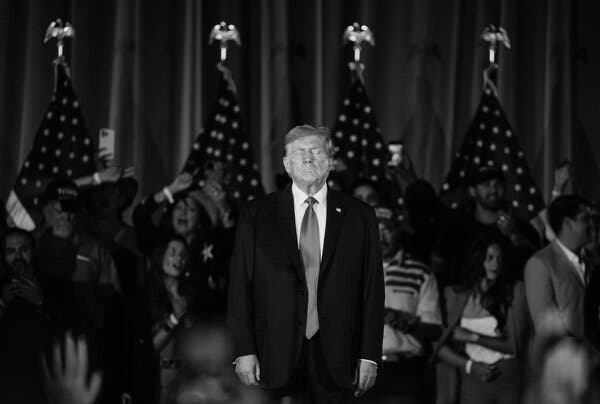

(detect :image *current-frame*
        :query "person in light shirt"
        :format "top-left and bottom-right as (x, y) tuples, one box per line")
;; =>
(367, 205), (441, 403)
(435, 234), (529, 404)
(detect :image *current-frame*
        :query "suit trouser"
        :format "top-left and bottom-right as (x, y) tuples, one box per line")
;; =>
(270, 332), (351, 404)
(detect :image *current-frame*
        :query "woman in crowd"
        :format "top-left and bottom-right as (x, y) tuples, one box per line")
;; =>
(146, 235), (198, 403)
(435, 234), (529, 404)
(133, 172), (231, 314)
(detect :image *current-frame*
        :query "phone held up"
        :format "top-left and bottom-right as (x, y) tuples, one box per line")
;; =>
(387, 141), (404, 167)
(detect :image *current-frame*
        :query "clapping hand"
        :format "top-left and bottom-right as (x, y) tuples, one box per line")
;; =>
(43, 334), (102, 404)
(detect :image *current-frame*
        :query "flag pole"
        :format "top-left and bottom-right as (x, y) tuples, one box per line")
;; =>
(481, 24), (511, 94)
(343, 22), (375, 179)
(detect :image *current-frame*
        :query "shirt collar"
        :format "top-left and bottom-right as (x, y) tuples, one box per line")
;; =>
(291, 182), (327, 209)
(555, 238), (582, 266)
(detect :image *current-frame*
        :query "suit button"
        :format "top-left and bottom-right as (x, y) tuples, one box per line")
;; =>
(298, 319), (304, 325)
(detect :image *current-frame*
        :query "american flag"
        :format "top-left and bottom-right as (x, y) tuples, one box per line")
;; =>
(6, 61), (96, 230)
(441, 85), (544, 221)
(331, 66), (389, 186)
(182, 64), (264, 203)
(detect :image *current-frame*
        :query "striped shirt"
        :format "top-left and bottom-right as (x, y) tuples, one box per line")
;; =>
(382, 249), (442, 357)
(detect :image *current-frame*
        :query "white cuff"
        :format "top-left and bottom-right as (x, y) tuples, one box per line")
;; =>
(163, 187), (175, 204)
(93, 172), (102, 185)
(465, 360), (473, 375)
(360, 358), (378, 368)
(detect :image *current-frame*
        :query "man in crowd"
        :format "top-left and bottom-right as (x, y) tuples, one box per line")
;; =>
(525, 195), (598, 345)
(0, 228), (48, 403)
(228, 125), (384, 402)
(369, 205), (441, 403)
(434, 166), (538, 287)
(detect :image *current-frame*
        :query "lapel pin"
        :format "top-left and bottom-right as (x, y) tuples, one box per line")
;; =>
(336, 207), (342, 213)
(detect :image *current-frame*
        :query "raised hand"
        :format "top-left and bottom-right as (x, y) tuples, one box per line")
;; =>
(168, 172), (194, 194)
(43, 334), (102, 404)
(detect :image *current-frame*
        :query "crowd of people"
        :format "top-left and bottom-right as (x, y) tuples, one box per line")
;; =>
(1, 124), (599, 404)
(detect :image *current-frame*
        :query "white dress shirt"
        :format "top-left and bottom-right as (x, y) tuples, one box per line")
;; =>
(291, 182), (327, 255)
(555, 238), (586, 285)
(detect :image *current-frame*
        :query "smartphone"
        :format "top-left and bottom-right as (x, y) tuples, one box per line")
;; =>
(98, 128), (116, 166)
(387, 142), (404, 167)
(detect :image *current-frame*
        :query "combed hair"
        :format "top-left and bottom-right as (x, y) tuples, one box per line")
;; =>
(284, 125), (334, 158)
(547, 195), (590, 236)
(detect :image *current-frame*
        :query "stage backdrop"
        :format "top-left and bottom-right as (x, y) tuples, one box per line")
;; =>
(1, 0), (599, 207)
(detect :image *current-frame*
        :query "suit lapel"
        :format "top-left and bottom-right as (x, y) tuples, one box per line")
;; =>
(275, 190), (305, 282)
(319, 190), (345, 282)
(550, 241), (586, 288)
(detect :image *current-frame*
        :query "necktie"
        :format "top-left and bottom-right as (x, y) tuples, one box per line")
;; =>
(299, 197), (320, 339)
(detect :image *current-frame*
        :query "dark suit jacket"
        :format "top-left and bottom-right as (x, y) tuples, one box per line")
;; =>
(227, 188), (384, 389)
(524, 240), (596, 341)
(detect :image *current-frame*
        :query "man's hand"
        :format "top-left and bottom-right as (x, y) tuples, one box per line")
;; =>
(168, 172), (194, 195)
(353, 360), (377, 397)
(235, 354), (260, 386)
(98, 166), (122, 184)
(384, 308), (417, 332)
(15, 279), (43, 306)
(452, 327), (476, 343)
(469, 361), (500, 382)
(553, 161), (571, 193)
(1, 282), (19, 305)
(43, 333), (102, 404)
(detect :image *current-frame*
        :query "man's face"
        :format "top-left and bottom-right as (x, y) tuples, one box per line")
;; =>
(472, 178), (505, 211)
(353, 185), (380, 207)
(172, 197), (199, 237)
(378, 221), (399, 259)
(43, 200), (76, 239)
(4, 233), (33, 279)
(283, 135), (332, 189)
(567, 206), (593, 248)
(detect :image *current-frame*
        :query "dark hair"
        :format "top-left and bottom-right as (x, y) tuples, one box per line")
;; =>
(147, 235), (195, 323)
(460, 233), (515, 334)
(547, 195), (590, 236)
(160, 191), (213, 237)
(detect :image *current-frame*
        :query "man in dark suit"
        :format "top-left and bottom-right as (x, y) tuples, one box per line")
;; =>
(228, 125), (384, 402)
(524, 195), (596, 342)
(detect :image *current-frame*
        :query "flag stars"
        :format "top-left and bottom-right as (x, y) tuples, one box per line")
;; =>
(58, 132), (64, 140)
(236, 174), (244, 182)
(528, 204), (535, 212)
(363, 122), (370, 129)
(66, 169), (73, 177)
(517, 151), (524, 158)
(476, 140), (483, 147)
(38, 163), (44, 171)
(33, 197), (39, 205)
(62, 97), (68, 105)
(72, 118), (78, 125)
(214, 150), (222, 157)
(226, 154), (233, 161)
(72, 100), (79, 108)
(459, 170), (465, 177)
(43, 129), (50, 136)
(233, 191), (240, 199)
(47, 112), (53, 119)
(502, 164), (509, 171)
(492, 126), (499, 134)
(35, 180), (42, 188)
(487, 160), (494, 166)
(82, 155), (89, 163)
(232, 121), (239, 129)
(229, 138), (236, 145)
(211, 130), (217, 138)
(372, 158), (380, 167)
(529, 187), (536, 195)
(504, 147), (511, 154)
(41, 146), (47, 154)
(250, 178), (258, 187)
(335, 131), (343, 138)
(71, 136), (77, 143)
(347, 151), (355, 158)
(364, 106), (371, 114)
(374, 142), (382, 150)
(343, 98), (350, 106)
(505, 130), (512, 137)
(512, 200), (520, 208)
(233, 105), (240, 113)
(515, 184), (522, 191)
(217, 132), (225, 140)
(242, 142), (249, 150)
(479, 123), (486, 130)
(442, 183), (450, 191)
(352, 118), (359, 126)
(339, 115), (347, 122)
(482, 105), (489, 113)
(69, 152), (75, 159)
(193, 143), (200, 150)
(473, 156), (481, 164)
(52, 166), (59, 174)
(516, 167), (523, 175)
(20, 177), (27, 185)
(349, 135), (357, 142)
(494, 109), (501, 116)
(207, 147), (214, 155)
(60, 115), (66, 122)
(55, 149), (62, 157)
(240, 158), (247, 166)
(370, 175), (378, 182)
(361, 139), (368, 146)
(490, 143), (497, 151)
(84, 138), (90, 145)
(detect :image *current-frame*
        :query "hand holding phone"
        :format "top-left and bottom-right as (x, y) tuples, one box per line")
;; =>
(387, 142), (404, 167)
(98, 128), (116, 167)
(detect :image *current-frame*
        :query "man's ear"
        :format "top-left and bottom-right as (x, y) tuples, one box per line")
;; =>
(282, 156), (290, 175)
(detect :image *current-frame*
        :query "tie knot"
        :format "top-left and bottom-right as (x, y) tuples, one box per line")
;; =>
(305, 197), (317, 207)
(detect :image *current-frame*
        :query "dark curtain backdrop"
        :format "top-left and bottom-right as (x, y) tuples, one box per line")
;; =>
(2, 0), (599, 211)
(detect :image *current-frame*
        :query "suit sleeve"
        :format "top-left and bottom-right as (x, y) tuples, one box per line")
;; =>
(227, 204), (257, 357)
(360, 208), (385, 365)
(524, 256), (566, 335)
